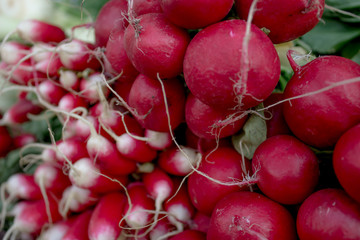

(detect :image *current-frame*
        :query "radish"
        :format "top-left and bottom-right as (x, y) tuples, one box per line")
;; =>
(133, 0), (163, 16)
(30, 43), (57, 63)
(183, 19), (280, 110)
(2, 98), (43, 124)
(148, 217), (175, 240)
(37, 79), (66, 105)
(208, 191), (297, 240)
(144, 129), (173, 150)
(124, 13), (190, 79)
(34, 55), (63, 76)
(16, 19), (66, 43)
(5, 173), (42, 200)
(69, 157), (129, 194)
(104, 29), (139, 82)
(128, 74), (186, 132)
(160, 0), (233, 29)
(13, 133), (36, 149)
(235, 0), (325, 43)
(0, 126), (13, 156)
(333, 123), (360, 203)
(185, 93), (248, 139)
(283, 52), (360, 148)
(297, 188), (360, 240)
(57, 92), (87, 112)
(62, 209), (93, 240)
(37, 217), (76, 240)
(94, 0), (128, 47)
(0, 41), (30, 65)
(252, 135), (319, 205)
(79, 72), (110, 104)
(158, 145), (200, 176)
(59, 69), (80, 91)
(189, 212), (210, 233)
(112, 80), (135, 103)
(169, 230), (206, 240)
(88, 192), (127, 240)
(187, 147), (251, 215)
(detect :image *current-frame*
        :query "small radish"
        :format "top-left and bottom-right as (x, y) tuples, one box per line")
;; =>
(30, 43), (57, 63)
(252, 135), (319, 205)
(283, 52), (360, 148)
(7, 62), (46, 86)
(133, 0), (163, 16)
(2, 98), (43, 125)
(69, 157), (129, 194)
(160, 0), (233, 29)
(59, 69), (80, 91)
(16, 19), (66, 43)
(37, 217), (76, 240)
(185, 93), (248, 139)
(13, 133), (36, 149)
(37, 79), (67, 105)
(128, 74), (186, 132)
(5, 173), (42, 200)
(188, 147), (251, 215)
(297, 188), (360, 240)
(62, 209), (93, 240)
(94, 0), (128, 47)
(0, 126), (13, 156)
(183, 19), (280, 110)
(0, 41), (30, 65)
(149, 217), (175, 240)
(34, 55), (63, 76)
(189, 211), (211, 234)
(79, 72), (110, 104)
(208, 191), (297, 240)
(88, 192), (127, 240)
(57, 93), (87, 112)
(144, 129), (173, 150)
(124, 13), (190, 79)
(169, 230), (206, 240)
(333, 123), (360, 203)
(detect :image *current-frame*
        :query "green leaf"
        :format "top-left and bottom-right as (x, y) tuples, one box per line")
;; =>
(300, 18), (360, 54)
(325, 0), (360, 10)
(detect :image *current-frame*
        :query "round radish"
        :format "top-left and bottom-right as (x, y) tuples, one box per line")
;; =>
(283, 53), (360, 148)
(124, 13), (190, 79)
(252, 135), (319, 205)
(183, 19), (280, 110)
(333, 123), (360, 203)
(160, 0), (233, 29)
(208, 191), (297, 240)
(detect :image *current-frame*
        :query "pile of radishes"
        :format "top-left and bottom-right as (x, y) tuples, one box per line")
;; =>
(0, 0), (360, 239)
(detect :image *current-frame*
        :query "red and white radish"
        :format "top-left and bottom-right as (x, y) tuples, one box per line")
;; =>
(144, 129), (173, 150)
(5, 173), (42, 200)
(37, 79), (66, 105)
(62, 209), (93, 240)
(0, 41), (30, 65)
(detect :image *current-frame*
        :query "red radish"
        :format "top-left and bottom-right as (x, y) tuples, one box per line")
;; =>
(69, 157), (129, 194)
(133, 0), (163, 16)
(333, 123), (360, 203)
(124, 13), (190, 79)
(94, 0), (128, 47)
(8, 62), (46, 85)
(13, 133), (36, 149)
(16, 19), (66, 43)
(105, 30), (139, 82)
(31, 43), (57, 63)
(183, 19), (280, 110)
(113, 80), (135, 103)
(169, 230), (206, 240)
(58, 93), (87, 112)
(263, 92), (291, 138)
(144, 129), (173, 150)
(88, 192), (127, 240)
(34, 55), (63, 76)
(235, 0), (325, 43)
(62, 209), (93, 240)
(58, 39), (100, 71)
(297, 188), (360, 240)
(34, 162), (71, 195)
(65, 115), (99, 141)
(208, 191), (297, 240)
(59, 185), (99, 216)
(0, 41), (30, 65)
(114, 132), (158, 163)
(283, 53), (360, 148)
(38, 217), (76, 240)
(158, 146), (199, 176)
(37, 79), (66, 105)
(252, 135), (319, 205)
(189, 212), (211, 233)
(59, 69), (80, 90)
(0, 126), (13, 156)
(128, 74), (186, 132)
(149, 217), (175, 240)
(79, 72), (110, 104)
(2, 98), (43, 124)
(5, 196), (62, 238)
(188, 147), (251, 215)
(5, 173), (42, 200)
(160, 0), (233, 29)
(123, 182), (155, 229)
(185, 93), (248, 139)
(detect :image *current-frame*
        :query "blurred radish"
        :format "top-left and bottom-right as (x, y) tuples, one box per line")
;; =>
(0, 126), (13, 156)
(133, 0), (162, 16)
(59, 69), (80, 90)
(5, 173), (42, 200)
(37, 79), (66, 105)
(13, 133), (36, 149)
(62, 209), (93, 240)
(58, 93), (87, 112)
(34, 55), (63, 76)
(0, 41), (30, 65)
(2, 98), (43, 124)
(169, 230), (206, 240)
(189, 212), (210, 233)
(37, 217), (76, 240)
(79, 72), (110, 104)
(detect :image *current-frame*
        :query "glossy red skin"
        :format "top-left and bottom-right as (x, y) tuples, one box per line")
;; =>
(56, 136), (89, 163)
(185, 93), (247, 139)
(188, 147), (251, 215)
(297, 189), (360, 240)
(113, 80), (135, 103)
(128, 74), (185, 132)
(133, 0), (163, 16)
(252, 135), (319, 205)
(208, 191), (297, 240)
(169, 230), (206, 240)
(124, 13), (190, 79)
(160, 0), (233, 29)
(235, 0), (324, 43)
(263, 92), (291, 138)
(88, 192), (127, 240)
(183, 19), (280, 110)
(190, 211), (211, 233)
(18, 19), (66, 43)
(105, 30), (139, 82)
(333, 124), (360, 203)
(63, 210), (93, 240)
(37, 79), (66, 105)
(94, 0), (128, 47)
(283, 55), (360, 148)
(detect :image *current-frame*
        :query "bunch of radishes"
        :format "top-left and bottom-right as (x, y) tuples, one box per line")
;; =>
(0, 0), (360, 239)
